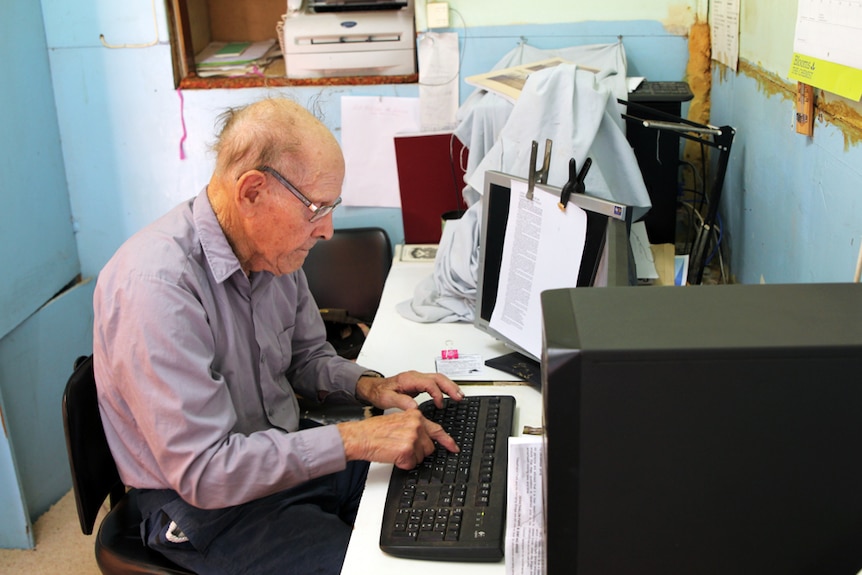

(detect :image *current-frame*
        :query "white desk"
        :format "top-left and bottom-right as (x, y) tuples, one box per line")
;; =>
(342, 385), (542, 575)
(341, 246), (543, 574)
(358, 246), (522, 382)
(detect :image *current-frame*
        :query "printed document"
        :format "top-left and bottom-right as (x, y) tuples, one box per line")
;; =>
(506, 435), (545, 575)
(489, 179), (586, 359)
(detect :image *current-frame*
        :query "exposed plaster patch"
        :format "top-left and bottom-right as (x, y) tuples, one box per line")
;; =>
(819, 99), (862, 149)
(663, 4), (695, 36)
(686, 20), (711, 127)
(735, 60), (862, 149)
(682, 20), (711, 170)
(737, 60), (792, 102)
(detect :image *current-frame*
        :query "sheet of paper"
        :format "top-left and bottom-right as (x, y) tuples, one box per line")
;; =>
(789, 0), (862, 99)
(794, 0), (862, 70)
(505, 435), (545, 575)
(675, 254), (690, 286)
(709, 0), (740, 71)
(418, 32), (460, 131)
(489, 180), (586, 359)
(630, 220), (659, 282)
(340, 96), (420, 207)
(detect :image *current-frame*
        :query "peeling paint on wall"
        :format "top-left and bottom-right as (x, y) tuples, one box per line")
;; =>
(737, 60), (792, 102)
(733, 60), (862, 149)
(686, 20), (711, 127)
(682, 20), (712, 175)
(819, 99), (862, 149)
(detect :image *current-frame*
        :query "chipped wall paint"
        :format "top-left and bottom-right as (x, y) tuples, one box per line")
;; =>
(726, 59), (862, 149)
(686, 21), (711, 126)
(819, 99), (862, 149)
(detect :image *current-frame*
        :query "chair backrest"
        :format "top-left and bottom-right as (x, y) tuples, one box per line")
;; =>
(62, 354), (125, 535)
(303, 227), (393, 324)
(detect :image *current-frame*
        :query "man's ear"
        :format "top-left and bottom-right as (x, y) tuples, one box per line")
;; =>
(235, 169), (267, 216)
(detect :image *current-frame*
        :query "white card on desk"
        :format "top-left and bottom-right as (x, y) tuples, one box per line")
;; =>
(434, 354), (484, 377)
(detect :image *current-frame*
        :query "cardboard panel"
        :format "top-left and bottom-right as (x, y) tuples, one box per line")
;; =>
(208, 0), (285, 42)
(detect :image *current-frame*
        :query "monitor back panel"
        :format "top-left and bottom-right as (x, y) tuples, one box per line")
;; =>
(542, 283), (862, 575)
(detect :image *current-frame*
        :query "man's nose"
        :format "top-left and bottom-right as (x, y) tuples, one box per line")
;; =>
(313, 213), (335, 240)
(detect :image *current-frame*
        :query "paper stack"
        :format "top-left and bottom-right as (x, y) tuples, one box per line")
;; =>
(195, 39), (280, 77)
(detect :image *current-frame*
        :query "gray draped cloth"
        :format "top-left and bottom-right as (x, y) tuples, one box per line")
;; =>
(397, 41), (650, 324)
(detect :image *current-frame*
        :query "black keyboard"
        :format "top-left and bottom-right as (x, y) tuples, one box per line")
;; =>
(379, 395), (516, 561)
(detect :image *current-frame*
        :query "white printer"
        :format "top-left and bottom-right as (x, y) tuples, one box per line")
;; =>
(280, 0), (416, 79)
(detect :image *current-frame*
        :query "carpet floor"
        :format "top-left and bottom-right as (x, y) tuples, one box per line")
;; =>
(0, 490), (104, 574)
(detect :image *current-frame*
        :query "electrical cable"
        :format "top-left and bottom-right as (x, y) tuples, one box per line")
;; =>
(417, 7), (467, 87)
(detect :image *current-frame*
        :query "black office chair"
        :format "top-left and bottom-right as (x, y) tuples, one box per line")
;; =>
(303, 227), (393, 359)
(61, 354), (195, 575)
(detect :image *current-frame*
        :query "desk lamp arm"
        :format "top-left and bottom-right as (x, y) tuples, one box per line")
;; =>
(618, 98), (736, 284)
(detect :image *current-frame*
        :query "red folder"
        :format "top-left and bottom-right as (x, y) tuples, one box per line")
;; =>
(394, 132), (468, 244)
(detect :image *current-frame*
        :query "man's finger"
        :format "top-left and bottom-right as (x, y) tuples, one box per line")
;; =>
(425, 420), (459, 453)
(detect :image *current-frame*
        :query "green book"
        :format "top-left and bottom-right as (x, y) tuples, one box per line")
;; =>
(214, 42), (250, 58)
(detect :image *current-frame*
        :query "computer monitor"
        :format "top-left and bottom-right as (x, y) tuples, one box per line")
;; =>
(541, 283), (862, 575)
(474, 170), (634, 372)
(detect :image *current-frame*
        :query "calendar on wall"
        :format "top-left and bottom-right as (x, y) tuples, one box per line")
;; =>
(790, 0), (862, 99)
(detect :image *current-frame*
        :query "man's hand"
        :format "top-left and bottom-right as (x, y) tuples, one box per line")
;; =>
(337, 409), (459, 470)
(355, 370), (464, 411)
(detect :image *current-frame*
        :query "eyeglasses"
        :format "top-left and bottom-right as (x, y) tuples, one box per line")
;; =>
(257, 165), (342, 223)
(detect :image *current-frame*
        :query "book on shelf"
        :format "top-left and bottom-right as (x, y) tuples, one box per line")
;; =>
(195, 39), (279, 77)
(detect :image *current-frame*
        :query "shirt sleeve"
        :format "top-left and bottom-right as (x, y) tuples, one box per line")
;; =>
(286, 270), (367, 404)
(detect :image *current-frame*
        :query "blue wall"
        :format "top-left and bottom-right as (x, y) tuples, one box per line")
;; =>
(713, 68), (862, 284)
(0, 0), (83, 548)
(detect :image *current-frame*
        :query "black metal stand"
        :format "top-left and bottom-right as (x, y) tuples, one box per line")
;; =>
(619, 98), (735, 285)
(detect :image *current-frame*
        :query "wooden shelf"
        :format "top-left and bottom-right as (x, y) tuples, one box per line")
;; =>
(169, 0), (417, 90)
(179, 63), (418, 90)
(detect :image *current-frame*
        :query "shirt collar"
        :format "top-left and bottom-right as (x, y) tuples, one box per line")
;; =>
(193, 188), (244, 284)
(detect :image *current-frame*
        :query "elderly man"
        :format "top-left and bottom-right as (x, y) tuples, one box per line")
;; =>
(93, 97), (462, 574)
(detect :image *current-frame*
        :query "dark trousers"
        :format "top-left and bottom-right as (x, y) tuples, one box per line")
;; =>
(138, 460), (370, 575)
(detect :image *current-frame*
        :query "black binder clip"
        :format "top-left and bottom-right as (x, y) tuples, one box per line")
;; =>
(558, 156), (592, 211)
(527, 139), (552, 200)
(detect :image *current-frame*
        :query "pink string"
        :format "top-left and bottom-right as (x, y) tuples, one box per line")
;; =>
(177, 88), (187, 160)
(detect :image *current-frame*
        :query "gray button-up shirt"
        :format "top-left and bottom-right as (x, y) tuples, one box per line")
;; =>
(93, 189), (368, 509)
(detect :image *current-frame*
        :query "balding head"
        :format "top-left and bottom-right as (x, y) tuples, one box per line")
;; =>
(211, 98), (343, 183)
(206, 98), (344, 276)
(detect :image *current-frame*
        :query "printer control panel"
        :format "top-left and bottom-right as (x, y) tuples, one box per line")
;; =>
(309, 0), (408, 12)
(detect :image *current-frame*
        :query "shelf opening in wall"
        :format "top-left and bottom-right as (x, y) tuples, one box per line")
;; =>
(166, 0), (419, 89)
